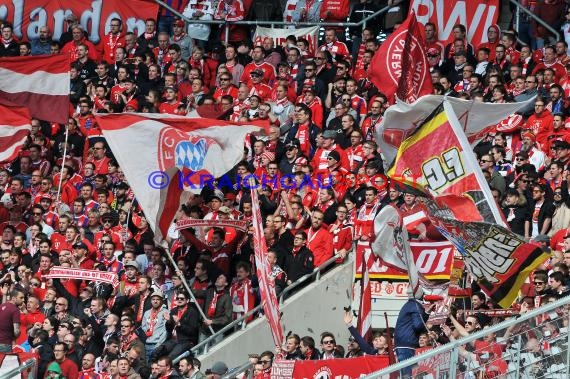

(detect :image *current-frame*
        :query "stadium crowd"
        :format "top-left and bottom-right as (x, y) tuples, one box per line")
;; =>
(2, 0), (570, 378)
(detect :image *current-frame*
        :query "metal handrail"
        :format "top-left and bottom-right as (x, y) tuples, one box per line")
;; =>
(0, 358), (37, 379)
(509, 0), (560, 43)
(221, 361), (254, 379)
(154, 0), (402, 28)
(363, 294), (570, 378)
(184, 253), (345, 358)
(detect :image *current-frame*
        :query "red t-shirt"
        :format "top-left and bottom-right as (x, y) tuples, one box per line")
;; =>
(0, 302), (20, 344)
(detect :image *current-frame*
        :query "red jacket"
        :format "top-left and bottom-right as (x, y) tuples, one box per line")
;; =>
(306, 227), (334, 267)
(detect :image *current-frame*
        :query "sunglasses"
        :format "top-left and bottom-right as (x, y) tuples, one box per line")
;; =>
(322, 340), (335, 344)
(534, 281), (545, 285)
(176, 297), (187, 301)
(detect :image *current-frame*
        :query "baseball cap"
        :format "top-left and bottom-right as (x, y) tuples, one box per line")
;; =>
(210, 362), (228, 375)
(218, 206), (231, 214)
(173, 20), (185, 27)
(151, 290), (164, 299)
(327, 150), (341, 162)
(40, 194), (53, 202)
(553, 140), (570, 150)
(124, 261), (140, 271)
(73, 242), (88, 250)
(322, 130), (337, 139)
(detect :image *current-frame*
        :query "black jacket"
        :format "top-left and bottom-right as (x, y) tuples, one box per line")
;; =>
(166, 302), (201, 346)
(283, 246), (314, 282)
(248, 0), (282, 21)
(0, 40), (19, 57)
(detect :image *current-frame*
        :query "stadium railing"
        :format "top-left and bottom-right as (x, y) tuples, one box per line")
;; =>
(0, 357), (37, 379)
(510, 0), (560, 43)
(362, 294), (570, 379)
(174, 253), (346, 363)
(154, 0), (403, 45)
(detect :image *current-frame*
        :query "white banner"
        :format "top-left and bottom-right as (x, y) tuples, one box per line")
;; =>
(253, 26), (319, 54)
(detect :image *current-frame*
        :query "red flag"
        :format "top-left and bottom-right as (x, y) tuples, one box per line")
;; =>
(250, 185), (284, 347)
(0, 104), (31, 163)
(0, 54), (70, 124)
(368, 11), (433, 103)
(357, 248), (373, 342)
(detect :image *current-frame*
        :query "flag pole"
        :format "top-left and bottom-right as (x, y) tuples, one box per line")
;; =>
(55, 123), (69, 205)
(356, 248), (366, 333)
(384, 312), (397, 367)
(163, 247), (216, 335)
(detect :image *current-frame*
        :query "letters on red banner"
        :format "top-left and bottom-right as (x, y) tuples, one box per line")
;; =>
(355, 240), (453, 280)
(271, 356), (390, 379)
(409, 0), (500, 47)
(0, 0), (158, 44)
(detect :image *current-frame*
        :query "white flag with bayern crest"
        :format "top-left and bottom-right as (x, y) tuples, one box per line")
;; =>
(95, 113), (265, 242)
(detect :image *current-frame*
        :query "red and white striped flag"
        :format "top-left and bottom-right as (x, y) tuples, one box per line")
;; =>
(250, 184), (284, 348)
(357, 248), (374, 342)
(0, 104), (31, 163)
(0, 54), (70, 124)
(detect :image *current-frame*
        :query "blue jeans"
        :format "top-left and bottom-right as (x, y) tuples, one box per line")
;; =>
(0, 343), (12, 353)
(395, 347), (416, 377)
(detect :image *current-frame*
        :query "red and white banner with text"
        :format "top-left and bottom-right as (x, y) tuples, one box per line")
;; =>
(250, 185), (284, 347)
(0, 0), (158, 44)
(45, 267), (119, 287)
(271, 356), (390, 378)
(253, 26), (319, 55)
(176, 219), (249, 232)
(356, 240), (454, 280)
(409, 0), (500, 47)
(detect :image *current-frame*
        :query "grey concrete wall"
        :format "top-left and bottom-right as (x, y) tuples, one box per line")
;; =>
(197, 257), (355, 370)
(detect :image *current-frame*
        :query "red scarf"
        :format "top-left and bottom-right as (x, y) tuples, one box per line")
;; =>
(172, 33), (187, 42)
(146, 308), (160, 336)
(79, 368), (97, 379)
(136, 293), (148, 322)
(120, 332), (137, 353)
(176, 305), (188, 321)
(208, 290), (223, 317)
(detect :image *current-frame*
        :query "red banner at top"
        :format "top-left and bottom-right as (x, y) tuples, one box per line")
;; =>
(409, 0), (500, 47)
(0, 0), (158, 44)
